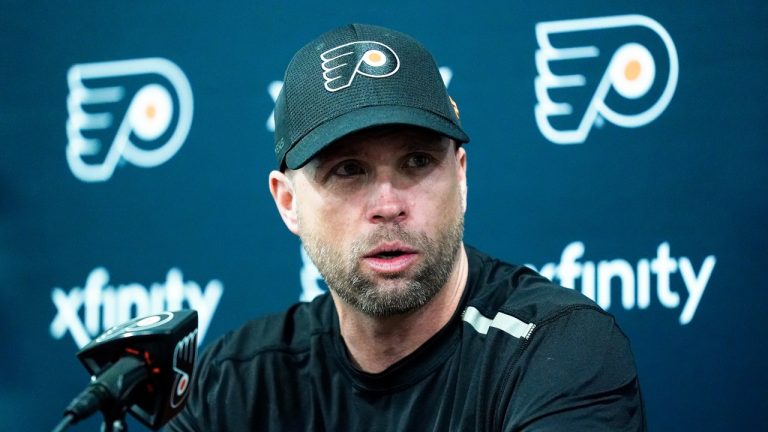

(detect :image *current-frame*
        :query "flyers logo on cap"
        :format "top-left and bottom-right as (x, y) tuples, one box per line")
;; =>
(534, 15), (679, 144)
(66, 58), (194, 182)
(267, 66), (454, 132)
(321, 41), (400, 92)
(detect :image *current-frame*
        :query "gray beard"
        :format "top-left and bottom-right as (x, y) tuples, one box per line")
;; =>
(301, 215), (464, 318)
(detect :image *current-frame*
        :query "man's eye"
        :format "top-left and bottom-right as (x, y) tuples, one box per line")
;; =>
(333, 161), (366, 177)
(404, 153), (433, 169)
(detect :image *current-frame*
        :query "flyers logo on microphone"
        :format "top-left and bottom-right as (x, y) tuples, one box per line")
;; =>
(66, 58), (194, 182)
(534, 15), (679, 144)
(321, 41), (400, 92)
(170, 328), (197, 408)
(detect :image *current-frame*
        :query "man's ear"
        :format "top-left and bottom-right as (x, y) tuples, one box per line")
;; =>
(269, 170), (300, 235)
(456, 146), (468, 213)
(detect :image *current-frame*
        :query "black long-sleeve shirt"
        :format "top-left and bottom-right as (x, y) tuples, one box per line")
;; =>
(167, 246), (645, 431)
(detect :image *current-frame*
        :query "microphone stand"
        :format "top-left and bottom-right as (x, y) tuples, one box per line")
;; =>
(101, 404), (129, 432)
(54, 356), (147, 432)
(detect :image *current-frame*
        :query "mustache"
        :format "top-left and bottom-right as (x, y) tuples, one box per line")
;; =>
(351, 225), (427, 255)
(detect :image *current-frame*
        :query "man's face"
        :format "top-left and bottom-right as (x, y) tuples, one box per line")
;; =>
(286, 126), (467, 317)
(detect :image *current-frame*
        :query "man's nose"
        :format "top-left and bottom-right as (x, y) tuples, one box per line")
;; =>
(366, 179), (407, 224)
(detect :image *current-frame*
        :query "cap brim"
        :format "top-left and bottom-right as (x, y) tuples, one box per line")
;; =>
(284, 105), (470, 170)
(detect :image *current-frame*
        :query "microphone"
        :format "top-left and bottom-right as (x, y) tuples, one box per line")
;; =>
(54, 310), (198, 431)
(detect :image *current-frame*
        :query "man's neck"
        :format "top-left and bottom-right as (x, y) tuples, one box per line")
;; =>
(332, 245), (469, 373)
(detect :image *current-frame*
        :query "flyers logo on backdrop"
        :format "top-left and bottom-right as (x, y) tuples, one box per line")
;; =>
(66, 58), (194, 182)
(534, 15), (679, 144)
(321, 41), (400, 92)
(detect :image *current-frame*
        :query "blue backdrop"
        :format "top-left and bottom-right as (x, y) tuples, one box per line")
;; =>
(2, 1), (766, 430)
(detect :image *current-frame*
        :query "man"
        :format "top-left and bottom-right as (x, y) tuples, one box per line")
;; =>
(168, 24), (645, 431)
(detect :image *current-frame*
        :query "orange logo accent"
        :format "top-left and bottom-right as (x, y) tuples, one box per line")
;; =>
(625, 60), (642, 81)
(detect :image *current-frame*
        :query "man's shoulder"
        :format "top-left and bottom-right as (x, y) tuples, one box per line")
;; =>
(465, 246), (603, 325)
(464, 248), (642, 423)
(201, 293), (334, 366)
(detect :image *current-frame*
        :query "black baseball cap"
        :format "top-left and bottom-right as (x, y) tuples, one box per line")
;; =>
(273, 23), (470, 170)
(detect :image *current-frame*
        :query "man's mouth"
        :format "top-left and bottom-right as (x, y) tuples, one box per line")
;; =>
(364, 243), (417, 258)
(372, 250), (407, 259)
(362, 244), (419, 273)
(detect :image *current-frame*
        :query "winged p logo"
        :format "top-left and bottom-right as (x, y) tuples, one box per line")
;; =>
(170, 328), (197, 408)
(534, 15), (678, 144)
(66, 58), (194, 182)
(321, 41), (400, 92)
